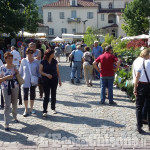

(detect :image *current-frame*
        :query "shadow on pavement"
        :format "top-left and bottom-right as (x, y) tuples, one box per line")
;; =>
(45, 112), (125, 128)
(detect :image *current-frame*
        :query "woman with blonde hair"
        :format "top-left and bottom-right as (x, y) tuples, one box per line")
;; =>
(133, 49), (150, 134)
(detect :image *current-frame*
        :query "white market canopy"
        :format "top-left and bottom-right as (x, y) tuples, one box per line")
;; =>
(121, 34), (149, 41)
(62, 34), (84, 40)
(0, 31), (46, 38)
(51, 36), (64, 42)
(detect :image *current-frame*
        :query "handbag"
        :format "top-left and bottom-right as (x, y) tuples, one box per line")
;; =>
(70, 50), (75, 67)
(16, 74), (25, 86)
(26, 59), (38, 86)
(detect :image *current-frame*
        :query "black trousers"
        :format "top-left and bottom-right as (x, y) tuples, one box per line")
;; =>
(43, 78), (58, 113)
(136, 83), (150, 129)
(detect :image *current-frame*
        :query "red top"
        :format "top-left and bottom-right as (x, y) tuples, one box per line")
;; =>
(96, 52), (118, 77)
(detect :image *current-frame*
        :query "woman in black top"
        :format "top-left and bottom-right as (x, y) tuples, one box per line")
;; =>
(39, 49), (62, 117)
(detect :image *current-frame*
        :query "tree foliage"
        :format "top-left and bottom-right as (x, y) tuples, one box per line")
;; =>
(104, 33), (114, 44)
(0, 0), (39, 37)
(83, 26), (98, 47)
(122, 0), (150, 36)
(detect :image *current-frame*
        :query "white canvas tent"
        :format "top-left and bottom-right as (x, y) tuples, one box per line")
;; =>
(51, 36), (64, 42)
(121, 34), (149, 41)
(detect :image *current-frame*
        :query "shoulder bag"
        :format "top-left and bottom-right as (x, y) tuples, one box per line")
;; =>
(26, 59), (38, 86)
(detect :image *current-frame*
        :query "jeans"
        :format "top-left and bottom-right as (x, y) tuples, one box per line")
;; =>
(43, 78), (58, 113)
(100, 77), (114, 103)
(136, 83), (150, 129)
(71, 62), (82, 82)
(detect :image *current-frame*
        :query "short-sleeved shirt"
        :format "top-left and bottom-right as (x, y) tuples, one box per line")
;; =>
(96, 52), (118, 77)
(92, 46), (103, 59)
(40, 59), (58, 79)
(72, 50), (83, 62)
(65, 45), (72, 54)
(0, 65), (19, 89)
(135, 58), (150, 82)
(132, 57), (144, 83)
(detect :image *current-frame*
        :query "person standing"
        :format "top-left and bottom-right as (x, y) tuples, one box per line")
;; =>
(133, 49), (150, 134)
(0, 52), (19, 131)
(92, 41), (103, 79)
(39, 50), (62, 117)
(93, 45), (120, 105)
(54, 45), (62, 62)
(69, 45), (83, 84)
(28, 42), (41, 61)
(19, 48), (39, 117)
(11, 46), (21, 69)
(83, 47), (93, 87)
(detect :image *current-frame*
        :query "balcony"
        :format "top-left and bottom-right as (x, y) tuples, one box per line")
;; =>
(68, 18), (81, 23)
(108, 14), (116, 24)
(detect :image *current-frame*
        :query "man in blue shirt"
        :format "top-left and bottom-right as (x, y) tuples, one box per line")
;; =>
(92, 41), (103, 59)
(69, 45), (83, 84)
(92, 41), (103, 79)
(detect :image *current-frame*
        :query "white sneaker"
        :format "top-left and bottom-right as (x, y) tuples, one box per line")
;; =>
(52, 110), (57, 114)
(43, 113), (48, 117)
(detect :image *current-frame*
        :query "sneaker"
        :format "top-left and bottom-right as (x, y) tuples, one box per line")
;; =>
(23, 112), (28, 117)
(14, 119), (19, 123)
(5, 127), (10, 132)
(43, 113), (48, 117)
(136, 128), (146, 134)
(30, 111), (36, 114)
(52, 110), (57, 114)
(76, 80), (80, 83)
(109, 101), (117, 106)
(99, 101), (105, 105)
(71, 79), (74, 84)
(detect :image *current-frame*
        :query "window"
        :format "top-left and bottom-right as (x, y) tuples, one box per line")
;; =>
(87, 12), (93, 19)
(61, 28), (67, 34)
(71, 10), (76, 18)
(98, 3), (101, 11)
(101, 14), (104, 21)
(72, 0), (76, 6)
(48, 12), (52, 22)
(109, 3), (113, 9)
(72, 28), (76, 33)
(49, 28), (54, 35)
(124, 2), (128, 8)
(60, 12), (64, 19)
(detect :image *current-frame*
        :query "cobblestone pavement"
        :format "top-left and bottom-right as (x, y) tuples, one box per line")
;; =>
(0, 56), (150, 150)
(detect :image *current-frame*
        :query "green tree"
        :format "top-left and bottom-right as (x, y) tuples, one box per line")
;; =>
(122, 0), (150, 36)
(0, 0), (39, 37)
(104, 33), (114, 44)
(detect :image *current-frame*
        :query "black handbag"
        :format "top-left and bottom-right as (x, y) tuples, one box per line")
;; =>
(70, 51), (75, 67)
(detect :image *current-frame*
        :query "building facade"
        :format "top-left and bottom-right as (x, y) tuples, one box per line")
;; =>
(43, 0), (132, 39)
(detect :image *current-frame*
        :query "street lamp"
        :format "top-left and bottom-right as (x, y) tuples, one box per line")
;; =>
(82, 20), (88, 33)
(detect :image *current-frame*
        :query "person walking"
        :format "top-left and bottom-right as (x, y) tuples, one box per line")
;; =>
(69, 45), (83, 84)
(65, 43), (72, 62)
(83, 46), (93, 87)
(19, 48), (39, 117)
(39, 49), (62, 117)
(133, 49), (150, 134)
(0, 52), (19, 131)
(93, 45), (120, 105)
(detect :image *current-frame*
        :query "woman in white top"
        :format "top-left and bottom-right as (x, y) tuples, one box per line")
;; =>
(133, 49), (150, 134)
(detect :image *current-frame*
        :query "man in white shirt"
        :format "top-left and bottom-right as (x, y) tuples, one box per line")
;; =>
(11, 46), (21, 69)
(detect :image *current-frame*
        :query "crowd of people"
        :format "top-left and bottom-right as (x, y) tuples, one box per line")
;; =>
(0, 40), (149, 135)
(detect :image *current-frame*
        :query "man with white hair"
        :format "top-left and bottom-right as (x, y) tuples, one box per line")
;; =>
(69, 45), (83, 84)
(11, 46), (21, 69)
(92, 41), (103, 79)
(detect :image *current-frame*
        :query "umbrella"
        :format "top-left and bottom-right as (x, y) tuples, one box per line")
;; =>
(52, 36), (64, 42)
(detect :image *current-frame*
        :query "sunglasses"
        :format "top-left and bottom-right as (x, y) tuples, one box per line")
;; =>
(27, 51), (34, 54)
